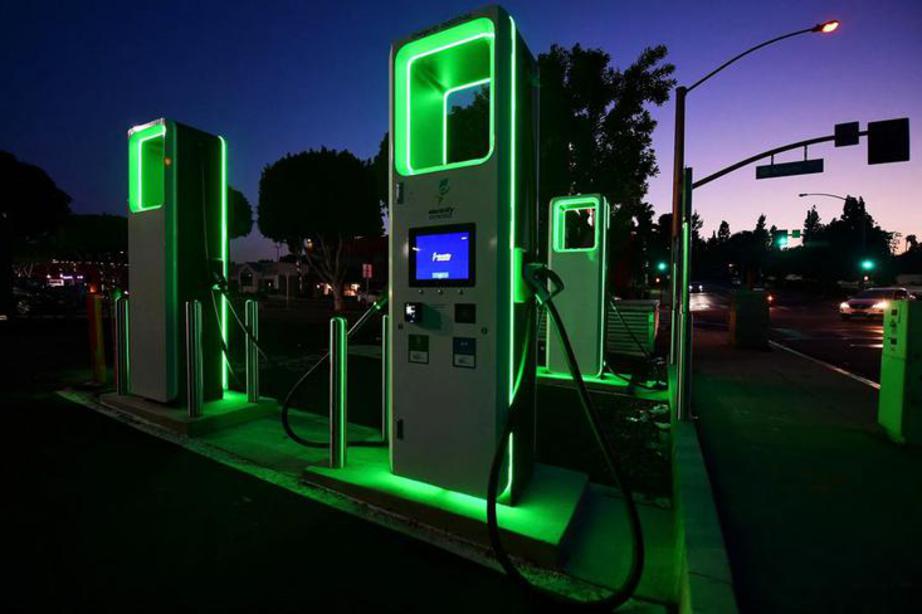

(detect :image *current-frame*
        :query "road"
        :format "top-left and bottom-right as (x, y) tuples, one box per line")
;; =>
(0, 319), (531, 612)
(691, 287), (883, 383)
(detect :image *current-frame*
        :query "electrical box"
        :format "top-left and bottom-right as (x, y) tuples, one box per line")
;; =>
(878, 300), (922, 443)
(388, 6), (539, 500)
(127, 119), (228, 404)
(546, 194), (609, 376)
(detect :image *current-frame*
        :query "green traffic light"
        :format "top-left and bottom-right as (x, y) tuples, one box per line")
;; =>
(860, 259), (875, 271)
(656, 261), (668, 272)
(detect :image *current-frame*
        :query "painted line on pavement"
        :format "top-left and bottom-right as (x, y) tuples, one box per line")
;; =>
(768, 340), (880, 390)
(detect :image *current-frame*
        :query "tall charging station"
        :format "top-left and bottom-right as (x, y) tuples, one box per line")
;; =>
(546, 194), (609, 377)
(388, 5), (539, 501)
(126, 119), (228, 404)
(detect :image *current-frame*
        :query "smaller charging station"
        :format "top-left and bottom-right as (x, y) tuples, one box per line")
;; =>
(878, 300), (922, 443)
(126, 118), (228, 404)
(546, 194), (609, 377)
(105, 118), (272, 435)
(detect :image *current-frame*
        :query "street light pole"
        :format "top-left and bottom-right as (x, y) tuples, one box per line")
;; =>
(668, 19), (840, 417)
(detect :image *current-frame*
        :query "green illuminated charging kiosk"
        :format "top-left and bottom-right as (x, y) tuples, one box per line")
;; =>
(546, 194), (609, 377)
(878, 300), (922, 443)
(388, 6), (539, 501)
(126, 118), (228, 404)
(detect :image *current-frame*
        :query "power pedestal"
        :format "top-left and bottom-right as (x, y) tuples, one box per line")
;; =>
(546, 194), (609, 377)
(878, 300), (922, 444)
(126, 119), (228, 404)
(388, 5), (539, 500)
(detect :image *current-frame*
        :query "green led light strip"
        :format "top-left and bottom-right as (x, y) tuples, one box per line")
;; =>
(394, 18), (496, 176)
(128, 123), (166, 213)
(504, 15), (518, 498)
(552, 196), (602, 253)
(219, 136), (229, 391)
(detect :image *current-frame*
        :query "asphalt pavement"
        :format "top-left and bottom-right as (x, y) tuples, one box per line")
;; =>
(691, 288), (883, 382)
(0, 318), (534, 612)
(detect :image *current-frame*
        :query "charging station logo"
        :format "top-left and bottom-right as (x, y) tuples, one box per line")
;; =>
(429, 179), (455, 220)
(437, 179), (450, 203)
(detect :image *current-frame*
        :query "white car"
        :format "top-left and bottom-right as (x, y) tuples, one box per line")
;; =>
(839, 287), (915, 320)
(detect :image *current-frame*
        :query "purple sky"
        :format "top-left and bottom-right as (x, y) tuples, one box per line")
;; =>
(3, 0), (919, 260)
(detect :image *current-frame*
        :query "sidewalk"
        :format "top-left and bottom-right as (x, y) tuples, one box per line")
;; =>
(692, 327), (922, 612)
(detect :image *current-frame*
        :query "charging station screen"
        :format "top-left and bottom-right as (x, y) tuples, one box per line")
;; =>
(409, 225), (475, 286)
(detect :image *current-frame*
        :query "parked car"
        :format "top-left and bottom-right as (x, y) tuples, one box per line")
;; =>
(839, 287), (916, 320)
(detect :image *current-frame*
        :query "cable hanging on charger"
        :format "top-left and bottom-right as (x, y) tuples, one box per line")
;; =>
(486, 263), (645, 610)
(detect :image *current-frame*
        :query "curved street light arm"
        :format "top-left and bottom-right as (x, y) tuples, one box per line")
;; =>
(686, 26), (816, 93)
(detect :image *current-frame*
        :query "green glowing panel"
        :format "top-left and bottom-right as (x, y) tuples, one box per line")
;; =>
(128, 123), (167, 213)
(394, 17), (495, 175)
(553, 196), (602, 253)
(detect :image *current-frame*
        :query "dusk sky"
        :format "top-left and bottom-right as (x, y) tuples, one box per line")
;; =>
(3, 0), (920, 261)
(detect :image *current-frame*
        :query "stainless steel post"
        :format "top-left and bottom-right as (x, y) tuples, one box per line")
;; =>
(381, 314), (389, 443)
(676, 169), (693, 421)
(245, 299), (260, 403)
(114, 295), (130, 395)
(329, 316), (347, 468)
(185, 300), (203, 418)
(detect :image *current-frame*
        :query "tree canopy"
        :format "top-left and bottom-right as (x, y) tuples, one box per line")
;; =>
(228, 187), (253, 240)
(258, 147), (382, 308)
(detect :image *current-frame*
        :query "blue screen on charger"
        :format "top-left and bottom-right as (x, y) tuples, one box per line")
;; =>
(414, 230), (471, 282)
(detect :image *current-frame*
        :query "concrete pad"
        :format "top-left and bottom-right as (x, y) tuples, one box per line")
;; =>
(306, 449), (589, 568)
(99, 391), (276, 437)
(563, 484), (677, 603)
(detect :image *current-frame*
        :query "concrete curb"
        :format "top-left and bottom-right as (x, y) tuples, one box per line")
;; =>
(672, 420), (738, 613)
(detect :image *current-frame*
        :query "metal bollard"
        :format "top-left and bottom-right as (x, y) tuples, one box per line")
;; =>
(329, 316), (347, 468)
(114, 296), (130, 395)
(245, 299), (260, 403)
(381, 314), (389, 443)
(185, 300), (203, 418)
(86, 293), (107, 385)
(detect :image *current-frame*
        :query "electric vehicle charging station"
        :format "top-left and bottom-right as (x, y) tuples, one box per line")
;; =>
(388, 5), (539, 501)
(105, 118), (271, 433)
(126, 118), (228, 404)
(878, 300), (922, 444)
(545, 194), (609, 377)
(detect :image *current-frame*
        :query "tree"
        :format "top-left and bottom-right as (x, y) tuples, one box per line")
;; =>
(228, 187), (253, 240)
(258, 148), (382, 310)
(537, 43), (675, 288)
(0, 151), (71, 314)
(717, 220), (731, 243)
(906, 234), (919, 252)
(803, 205), (822, 242)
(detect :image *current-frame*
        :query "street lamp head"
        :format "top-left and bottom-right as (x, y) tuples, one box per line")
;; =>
(813, 20), (840, 33)
(798, 193), (808, 197)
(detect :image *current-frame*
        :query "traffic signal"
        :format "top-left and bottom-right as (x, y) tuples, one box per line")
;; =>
(656, 261), (668, 272)
(860, 258), (876, 271)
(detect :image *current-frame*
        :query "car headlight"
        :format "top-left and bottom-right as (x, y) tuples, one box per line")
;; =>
(872, 301), (889, 311)
(839, 302), (849, 310)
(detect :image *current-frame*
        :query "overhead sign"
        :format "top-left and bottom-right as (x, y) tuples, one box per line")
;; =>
(756, 158), (824, 180)
(834, 121), (860, 147)
(868, 118), (910, 165)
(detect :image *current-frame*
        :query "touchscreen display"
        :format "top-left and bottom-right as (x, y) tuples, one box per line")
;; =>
(410, 225), (474, 286)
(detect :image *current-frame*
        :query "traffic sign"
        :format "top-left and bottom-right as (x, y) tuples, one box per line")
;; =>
(362, 263), (373, 279)
(868, 118), (910, 165)
(834, 122), (860, 147)
(756, 158), (824, 179)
